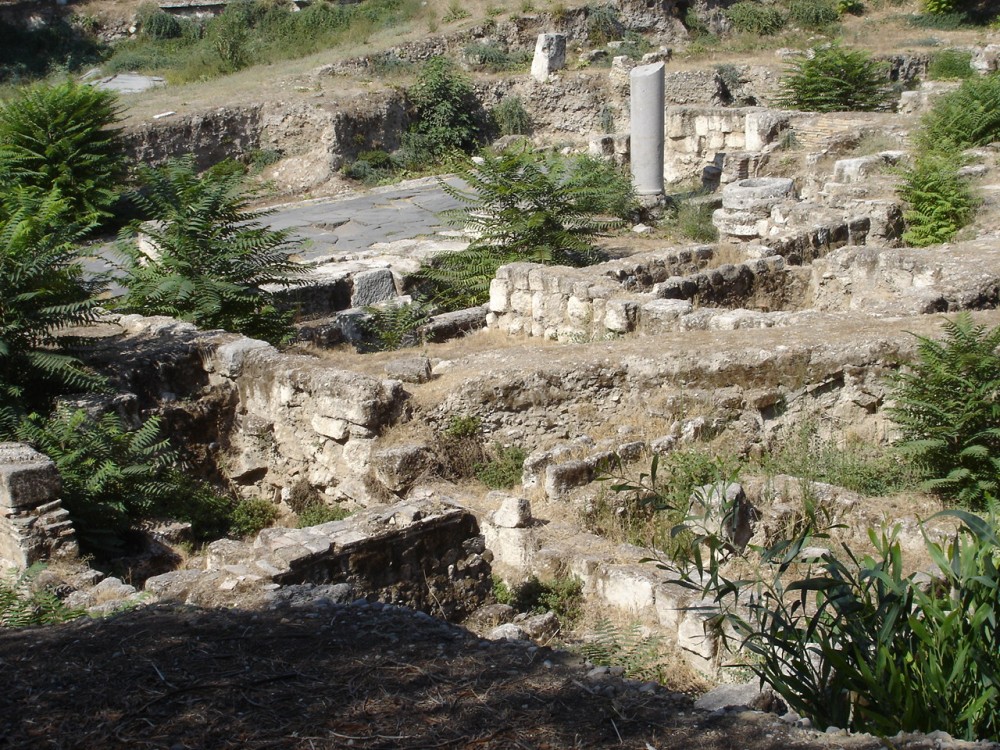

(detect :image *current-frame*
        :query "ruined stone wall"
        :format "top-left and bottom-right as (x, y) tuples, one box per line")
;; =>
(0, 444), (78, 568)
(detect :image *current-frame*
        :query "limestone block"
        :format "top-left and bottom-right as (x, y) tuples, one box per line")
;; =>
(594, 564), (656, 614)
(350, 268), (397, 308)
(640, 298), (692, 332)
(545, 460), (592, 500)
(566, 295), (591, 326)
(603, 299), (639, 333)
(384, 356), (432, 384)
(490, 494), (532, 529)
(311, 415), (349, 441)
(482, 524), (537, 574)
(488, 279), (510, 313)
(677, 598), (720, 670)
(488, 622), (529, 641)
(371, 444), (431, 493)
(832, 156), (883, 184)
(510, 290), (533, 316)
(0, 443), (60, 510)
(530, 33), (567, 82)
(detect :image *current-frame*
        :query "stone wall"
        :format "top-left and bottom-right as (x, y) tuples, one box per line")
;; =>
(0, 443), (78, 568)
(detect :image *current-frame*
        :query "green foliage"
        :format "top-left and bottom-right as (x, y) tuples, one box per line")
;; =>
(361, 300), (430, 351)
(922, 0), (958, 13)
(136, 2), (183, 40)
(343, 149), (398, 185)
(907, 11), (971, 29)
(491, 96), (532, 136)
(0, 80), (125, 224)
(229, 497), (278, 538)
(586, 4), (624, 45)
(724, 2), (787, 35)
(16, 406), (231, 555)
(927, 48), (974, 79)
(416, 149), (625, 310)
(497, 574), (584, 625)
(444, 415), (481, 439)
(296, 502), (351, 527)
(786, 0), (840, 28)
(675, 509), (1000, 740)
(917, 73), (1000, 154)
(836, 0), (864, 15)
(1, 564), (82, 628)
(762, 422), (920, 497)
(777, 45), (890, 112)
(899, 153), (976, 247)
(475, 443), (527, 489)
(463, 42), (530, 72)
(671, 200), (719, 242)
(115, 157), (302, 346)
(442, 0), (471, 22)
(887, 314), (1000, 508)
(580, 619), (669, 682)
(406, 57), (484, 162)
(0, 192), (106, 433)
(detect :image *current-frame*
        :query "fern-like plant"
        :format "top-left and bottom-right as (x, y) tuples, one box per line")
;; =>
(17, 406), (231, 554)
(416, 149), (627, 310)
(776, 44), (891, 112)
(886, 313), (1000, 508)
(0, 191), (106, 434)
(1, 564), (82, 628)
(917, 73), (1000, 155)
(898, 153), (977, 247)
(361, 300), (430, 351)
(0, 80), (124, 224)
(580, 619), (669, 682)
(115, 157), (303, 346)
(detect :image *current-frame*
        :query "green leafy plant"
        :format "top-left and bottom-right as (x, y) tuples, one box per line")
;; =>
(836, 0), (864, 15)
(927, 48), (974, 79)
(416, 149), (624, 310)
(361, 300), (430, 351)
(1, 564), (82, 628)
(786, 0), (840, 28)
(115, 156), (302, 346)
(580, 619), (669, 682)
(776, 44), (891, 112)
(586, 4), (623, 45)
(0, 80), (124, 224)
(463, 42), (530, 72)
(229, 497), (278, 538)
(497, 574), (584, 625)
(16, 406), (231, 555)
(491, 96), (532, 136)
(724, 2), (787, 35)
(917, 73), (1000, 154)
(0, 16), (104, 84)
(672, 200), (719, 242)
(404, 56), (484, 163)
(442, 0), (470, 22)
(0, 192), (106, 433)
(437, 416), (489, 480)
(136, 1), (183, 40)
(673, 508), (1000, 740)
(296, 501), (351, 527)
(887, 313), (1000, 507)
(475, 443), (527, 489)
(899, 153), (976, 247)
(343, 149), (398, 185)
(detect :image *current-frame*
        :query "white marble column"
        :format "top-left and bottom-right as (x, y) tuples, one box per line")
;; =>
(629, 61), (665, 196)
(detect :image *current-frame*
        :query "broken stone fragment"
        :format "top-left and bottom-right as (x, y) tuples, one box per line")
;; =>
(489, 494), (532, 529)
(383, 356), (432, 384)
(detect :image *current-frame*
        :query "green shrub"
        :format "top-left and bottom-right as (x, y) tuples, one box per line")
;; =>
(0, 80), (125, 224)
(463, 42), (530, 72)
(361, 300), (430, 351)
(777, 44), (890, 112)
(580, 619), (669, 682)
(677, 509), (1000, 740)
(229, 497), (278, 538)
(586, 4), (623, 44)
(16, 407), (231, 555)
(0, 17), (104, 83)
(898, 153), (976, 247)
(927, 48), (974, 79)
(115, 156), (302, 346)
(497, 574), (584, 624)
(907, 11), (971, 29)
(887, 313), (1000, 507)
(724, 2), (787, 35)
(673, 200), (719, 242)
(415, 149), (623, 310)
(296, 502), (351, 527)
(343, 149), (398, 185)
(836, 0), (864, 15)
(917, 73), (1000, 154)
(0, 193), (105, 433)
(786, 0), (839, 28)
(1, 564), (83, 628)
(475, 443), (527, 489)
(492, 95), (532, 136)
(136, 2), (183, 40)
(406, 57), (484, 161)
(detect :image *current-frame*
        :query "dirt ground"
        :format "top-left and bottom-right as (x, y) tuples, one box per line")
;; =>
(2, 600), (991, 750)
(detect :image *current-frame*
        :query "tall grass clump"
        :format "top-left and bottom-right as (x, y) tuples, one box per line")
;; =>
(927, 48), (974, 79)
(724, 2), (787, 34)
(786, 0), (839, 29)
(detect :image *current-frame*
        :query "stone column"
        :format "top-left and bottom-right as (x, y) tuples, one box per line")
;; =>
(531, 33), (566, 83)
(629, 61), (665, 196)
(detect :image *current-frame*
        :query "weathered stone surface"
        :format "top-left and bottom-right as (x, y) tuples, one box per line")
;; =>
(371, 444), (433, 493)
(544, 460), (593, 500)
(689, 482), (757, 550)
(0, 443), (61, 511)
(530, 33), (566, 82)
(487, 622), (530, 641)
(384, 356), (432, 384)
(351, 268), (398, 308)
(490, 494), (532, 529)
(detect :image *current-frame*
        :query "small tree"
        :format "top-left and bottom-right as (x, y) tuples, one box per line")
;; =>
(887, 313), (1000, 507)
(0, 80), (124, 224)
(116, 157), (303, 346)
(0, 191), (105, 433)
(404, 56), (484, 162)
(777, 45), (891, 112)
